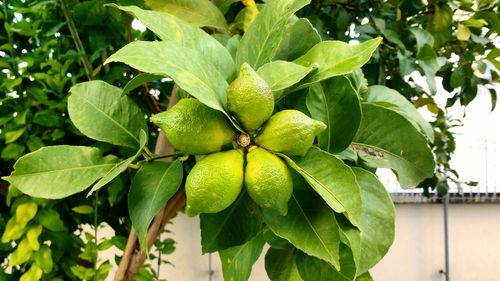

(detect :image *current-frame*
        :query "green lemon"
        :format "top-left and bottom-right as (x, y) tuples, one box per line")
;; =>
(185, 149), (244, 216)
(245, 147), (293, 216)
(151, 99), (236, 155)
(227, 63), (274, 133)
(255, 110), (326, 156)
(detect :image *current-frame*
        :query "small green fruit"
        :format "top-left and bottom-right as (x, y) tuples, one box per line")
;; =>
(151, 99), (236, 155)
(227, 63), (274, 133)
(245, 147), (293, 216)
(185, 149), (244, 216)
(255, 110), (326, 156)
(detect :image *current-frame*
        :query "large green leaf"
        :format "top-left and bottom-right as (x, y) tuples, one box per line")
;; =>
(3, 146), (117, 199)
(306, 76), (361, 153)
(145, 0), (227, 29)
(364, 85), (434, 141)
(275, 18), (321, 61)
(294, 38), (382, 89)
(281, 147), (362, 227)
(200, 192), (263, 253)
(106, 41), (228, 113)
(113, 5), (235, 80)
(236, 0), (311, 69)
(128, 160), (183, 248)
(352, 103), (435, 188)
(265, 247), (302, 281)
(68, 81), (147, 149)
(262, 190), (341, 270)
(296, 244), (357, 281)
(351, 168), (395, 274)
(257, 60), (311, 98)
(219, 231), (266, 281)
(88, 130), (148, 195)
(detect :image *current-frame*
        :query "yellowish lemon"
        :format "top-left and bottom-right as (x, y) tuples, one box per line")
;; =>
(245, 146), (293, 215)
(185, 149), (244, 216)
(151, 99), (236, 155)
(255, 110), (326, 156)
(227, 63), (274, 133)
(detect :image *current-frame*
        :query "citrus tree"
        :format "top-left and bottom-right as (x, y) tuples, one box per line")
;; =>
(2, 1), (438, 280)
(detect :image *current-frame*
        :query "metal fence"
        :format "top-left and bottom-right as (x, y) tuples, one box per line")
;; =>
(380, 138), (500, 204)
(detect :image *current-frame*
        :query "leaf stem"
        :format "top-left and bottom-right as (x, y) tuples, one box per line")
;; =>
(60, 0), (93, 80)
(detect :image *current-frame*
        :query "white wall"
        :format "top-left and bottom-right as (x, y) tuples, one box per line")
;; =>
(155, 203), (500, 281)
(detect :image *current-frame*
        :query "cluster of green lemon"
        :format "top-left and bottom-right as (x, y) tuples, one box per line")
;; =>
(151, 63), (326, 216)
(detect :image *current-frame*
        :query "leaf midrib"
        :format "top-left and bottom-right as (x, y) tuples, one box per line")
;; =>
(10, 163), (115, 178)
(75, 94), (140, 147)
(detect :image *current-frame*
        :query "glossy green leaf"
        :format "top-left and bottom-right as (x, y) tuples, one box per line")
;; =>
(129, 160), (183, 248)
(257, 61), (311, 98)
(71, 205), (94, 215)
(113, 5), (235, 80)
(275, 18), (321, 61)
(294, 38), (382, 88)
(263, 190), (341, 270)
(122, 73), (163, 95)
(296, 244), (357, 281)
(5, 128), (25, 144)
(352, 103), (435, 188)
(265, 247), (302, 281)
(106, 41), (228, 113)
(68, 81), (147, 149)
(200, 192), (263, 253)
(89, 130), (148, 195)
(236, 0), (311, 69)
(145, 0), (228, 29)
(281, 147), (362, 227)
(364, 85), (434, 141)
(37, 208), (65, 232)
(306, 76), (361, 153)
(352, 168), (395, 273)
(33, 245), (53, 274)
(356, 272), (374, 281)
(3, 146), (118, 199)
(220, 231), (266, 281)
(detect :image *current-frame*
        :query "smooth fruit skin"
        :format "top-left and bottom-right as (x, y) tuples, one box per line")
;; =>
(185, 149), (244, 216)
(227, 63), (274, 133)
(150, 99), (236, 155)
(255, 110), (327, 156)
(245, 147), (293, 216)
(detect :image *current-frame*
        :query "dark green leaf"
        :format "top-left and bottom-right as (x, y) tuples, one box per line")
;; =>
(281, 147), (362, 227)
(236, 0), (311, 69)
(353, 103), (435, 188)
(1, 143), (25, 160)
(3, 146), (118, 199)
(265, 247), (302, 281)
(122, 73), (163, 95)
(306, 76), (361, 153)
(145, 0), (228, 29)
(296, 244), (357, 281)
(263, 190), (341, 270)
(68, 81), (147, 149)
(129, 160), (183, 248)
(364, 85), (434, 141)
(200, 192), (263, 253)
(106, 41), (228, 113)
(275, 18), (321, 61)
(294, 38), (382, 88)
(37, 209), (65, 232)
(220, 231), (266, 281)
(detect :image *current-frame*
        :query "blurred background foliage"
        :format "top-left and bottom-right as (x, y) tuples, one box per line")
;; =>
(0, 0), (498, 280)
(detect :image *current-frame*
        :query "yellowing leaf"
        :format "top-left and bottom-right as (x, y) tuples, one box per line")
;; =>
(26, 225), (43, 251)
(15, 202), (38, 225)
(9, 238), (33, 267)
(457, 24), (471, 41)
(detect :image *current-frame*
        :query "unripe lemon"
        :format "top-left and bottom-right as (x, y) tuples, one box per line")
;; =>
(245, 147), (293, 216)
(255, 110), (326, 156)
(185, 149), (244, 216)
(151, 99), (236, 155)
(227, 63), (274, 133)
